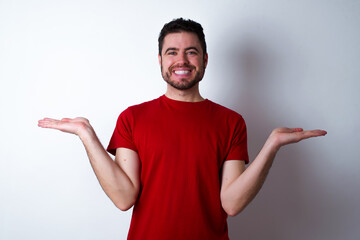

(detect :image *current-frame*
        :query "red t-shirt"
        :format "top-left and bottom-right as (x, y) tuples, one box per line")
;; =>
(107, 95), (248, 240)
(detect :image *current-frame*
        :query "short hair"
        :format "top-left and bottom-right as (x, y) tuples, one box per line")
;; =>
(158, 18), (207, 57)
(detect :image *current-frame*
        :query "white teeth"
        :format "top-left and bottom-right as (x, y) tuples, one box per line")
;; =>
(174, 70), (189, 74)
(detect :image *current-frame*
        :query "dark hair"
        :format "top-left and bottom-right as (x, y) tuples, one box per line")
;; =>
(158, 18), (207, 57)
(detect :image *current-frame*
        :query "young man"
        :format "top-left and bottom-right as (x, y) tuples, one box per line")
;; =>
(38, 18), (327, 239)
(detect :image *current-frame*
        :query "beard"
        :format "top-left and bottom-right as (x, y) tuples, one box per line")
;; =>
(161, 62), (205, 90)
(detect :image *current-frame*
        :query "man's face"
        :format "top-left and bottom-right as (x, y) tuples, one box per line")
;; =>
(159, 32), (208, 90)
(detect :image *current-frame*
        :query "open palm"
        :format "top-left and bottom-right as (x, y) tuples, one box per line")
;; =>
(270, 127), (327, 148)
(38, 117), (92, 136)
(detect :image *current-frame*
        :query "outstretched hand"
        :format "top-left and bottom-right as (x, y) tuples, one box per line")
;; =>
(38, 117), (93, 137)
(269, 127), (327, 150)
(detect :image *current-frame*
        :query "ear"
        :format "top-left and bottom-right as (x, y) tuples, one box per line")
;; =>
(158, 54), (162, 66)
(204, 53), (208, 68)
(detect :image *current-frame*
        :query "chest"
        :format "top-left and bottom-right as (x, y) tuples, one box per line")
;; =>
(132, 108), (232, 170)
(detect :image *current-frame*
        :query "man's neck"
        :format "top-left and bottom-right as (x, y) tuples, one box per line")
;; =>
(165, 84), (205, 102)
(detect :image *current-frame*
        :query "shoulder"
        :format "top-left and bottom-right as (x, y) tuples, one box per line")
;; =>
(207, 100), (245, 122)
(121, 96), (162, 116)
(114, 97), (162, 128)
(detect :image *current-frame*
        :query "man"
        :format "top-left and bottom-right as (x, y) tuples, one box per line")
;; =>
(38, 18), (326, 239)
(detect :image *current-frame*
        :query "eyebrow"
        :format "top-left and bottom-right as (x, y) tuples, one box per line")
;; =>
(185, 47), (200, 52)
(164, 48), (178, 54)
(164, 46), (200, 54)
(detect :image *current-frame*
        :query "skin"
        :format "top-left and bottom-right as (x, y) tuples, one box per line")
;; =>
(159, 32), (208, 102)
(38, 117), (140, 211)
(38, 31), (327, 216)
(159, 32), (207, 101)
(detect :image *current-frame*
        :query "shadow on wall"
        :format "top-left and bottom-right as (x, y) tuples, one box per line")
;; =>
(220, 21), (332, 239)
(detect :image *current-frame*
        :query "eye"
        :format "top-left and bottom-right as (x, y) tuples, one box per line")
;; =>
(167, 51), (176, 55)
(187, 51), (198, 55)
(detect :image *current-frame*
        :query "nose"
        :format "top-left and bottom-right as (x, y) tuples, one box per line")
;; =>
(176, 52), (189, 65)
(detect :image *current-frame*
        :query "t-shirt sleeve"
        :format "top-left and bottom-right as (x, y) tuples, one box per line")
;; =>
(107, 108), (138, 156)
(225, 116), (249, 164)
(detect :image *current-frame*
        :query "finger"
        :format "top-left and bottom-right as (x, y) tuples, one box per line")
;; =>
(38, 118), (61, 129)
(307, 129), (327, 136)
(298, 129), (327, 140)
(61, 118), (72, 122)
(274, 127), (303, 134)
(293, 128), (304, 132)
(40, 117), (58, 121)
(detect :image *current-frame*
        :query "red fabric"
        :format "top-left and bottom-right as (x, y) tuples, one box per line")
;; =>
(107, 95), (248, 240)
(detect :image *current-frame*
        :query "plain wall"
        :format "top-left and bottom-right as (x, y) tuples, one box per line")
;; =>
(1, 0), (359, 239)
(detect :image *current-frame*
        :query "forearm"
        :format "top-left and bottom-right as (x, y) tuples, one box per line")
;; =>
(38, 117), (139, 210)
(221, 127), (327, 216)
(79, 127), (138, 210)
(221, 139), (278, 216)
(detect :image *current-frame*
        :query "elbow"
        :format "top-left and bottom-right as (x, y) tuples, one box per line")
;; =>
(226, 210), (238, 217)
(222, 204), (242, 217)
(113, 192), (138, 211)
(221, 196), (247, 217)
(114, 200), (135, 211)
(112, 187), (139, 211)
(116, 204), (133, 212)
(221, 189), (255, 216)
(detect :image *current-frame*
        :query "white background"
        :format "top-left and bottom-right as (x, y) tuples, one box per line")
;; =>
(1, 0), (359, 239)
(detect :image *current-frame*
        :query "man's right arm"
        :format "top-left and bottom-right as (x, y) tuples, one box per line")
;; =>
(38, 117), (140, 211)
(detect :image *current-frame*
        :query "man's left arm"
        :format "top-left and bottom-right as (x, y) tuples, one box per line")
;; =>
(220, 127), (327, 216)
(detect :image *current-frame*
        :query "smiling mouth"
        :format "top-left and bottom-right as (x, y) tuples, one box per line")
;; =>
(170, 64), (194, 76)
(174, 70), (190, 75)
